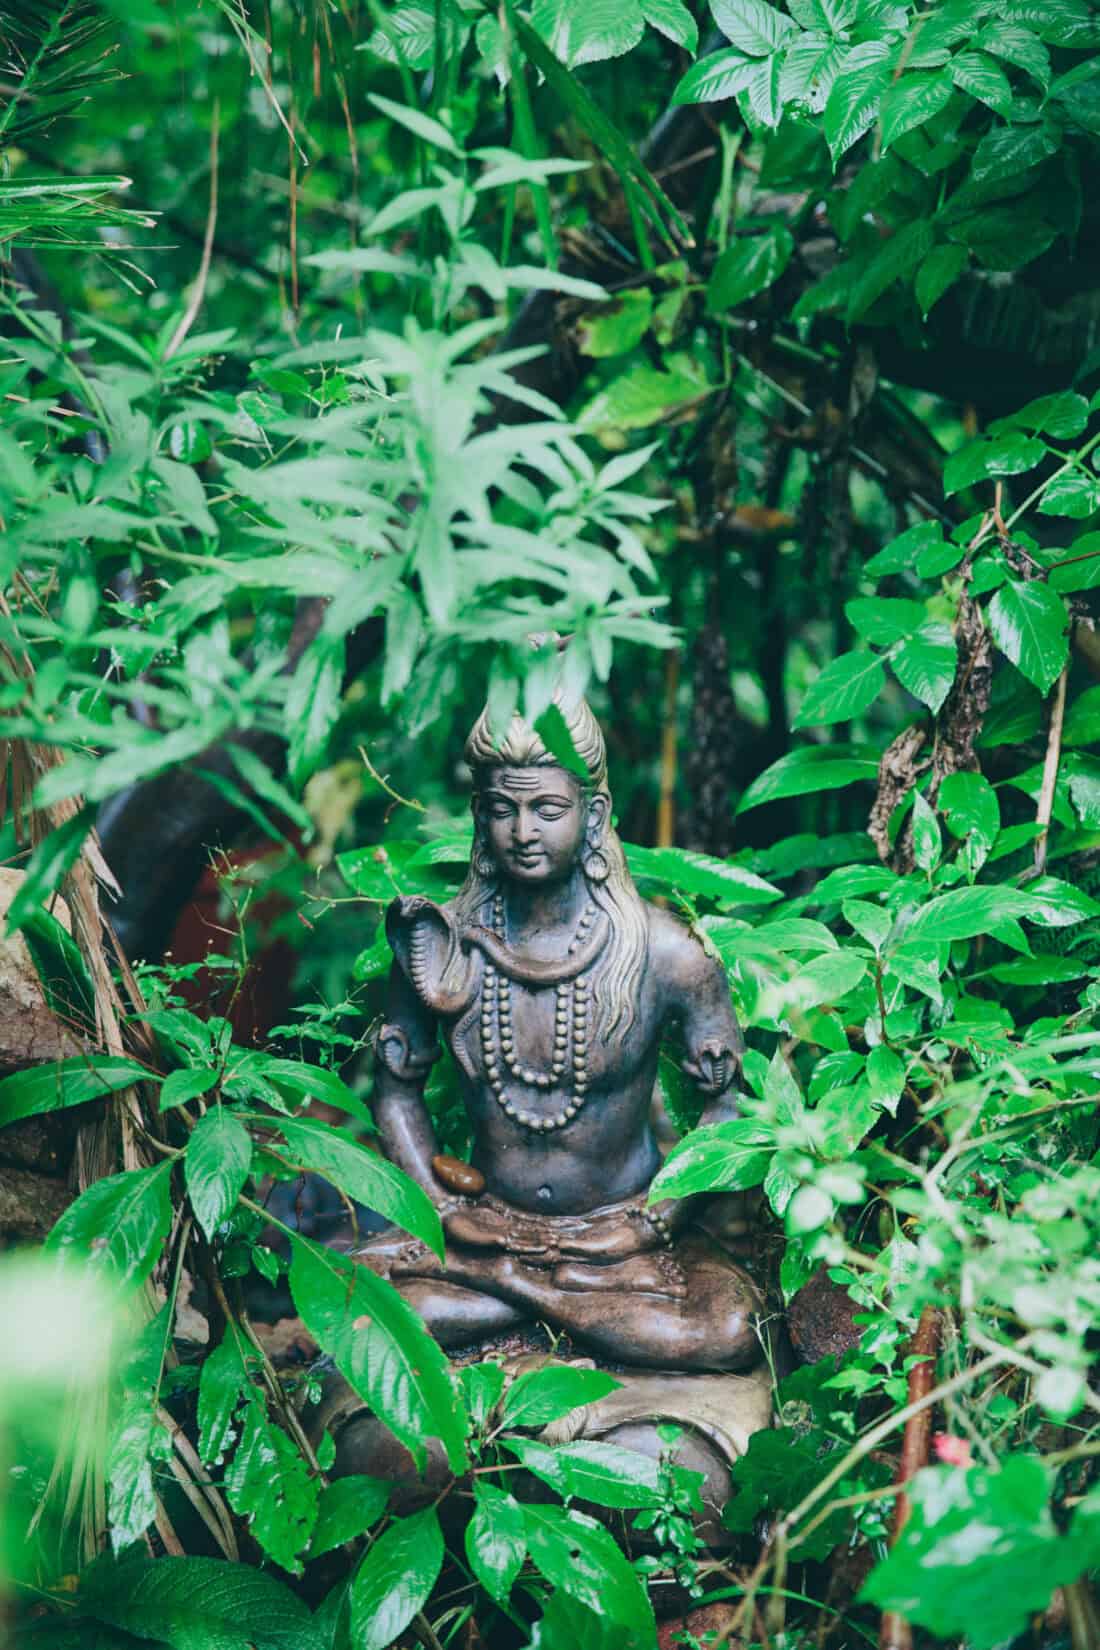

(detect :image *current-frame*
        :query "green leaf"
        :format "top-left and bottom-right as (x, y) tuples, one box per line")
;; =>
(845, 596), (926, 646)
(944, 435), (1046, 495)
(859, 1457), (1089, 1650)
(578, 362), (708, 431)
(970, 120), (1059, 185)
(866, 1044), (905, 1114)
(864, 518), (946, 576)
(1000, 391), (1090, 440)
(531, 0), (644, 66)
(349, 1508), (443, 1650)
(786, 949), (867, 1009)
(793, 650), (885, 727)
(273, 1116), (443, 1257)
(706, 223), (793, 312)
(1037, 471), (1100, 519)
(366, 93), (463, 156)
(466, 1483), (527, 1602)
(288, 1235), (468, 1472)
(738, 744), (880, 810)
(1002, 0), (1099, 49)
(625, 844), (781, 904)
(310, 1477), (390, 1558)
(523, 1504), (656, 1640)
(223, 1400), (320, 1575)
(709, 0), (795, 55)
(950, 50), (1012, 113)
(47, 1162), (173, 1286)
(79, 1554), (323, 1650)
(892, 623), (957, 712)
(823, 41), (892, 162)
(19, 906), (96, 1036)
(0, 1055), (149, 1128)
(160, 1068), (220, 1112)
(914, 243), (967, 316)
(499, 1365), (621, 1429)
(3, 811), (94, 934)
(939, 772), (1000, 872)
(185, 1111), (253, 1241)
(534, 703), (589, 778)
(576, 290), (653, 357)
(672, 47), (758, 104)
(975, 24), (1050, 88)
(905, 885), (1034, 943)
(197, 1334), (248, 1467)
(286, 638), (344, 787)
(911, 792), (941, 871)
(107, 1306), (171, 1551)
(502, 1436), (664, 1507)
(879, 70), (953, 150)
(642, 0), (698, 48)
(986, 581), (1069, 693)
(649, 1117), (774, 1200)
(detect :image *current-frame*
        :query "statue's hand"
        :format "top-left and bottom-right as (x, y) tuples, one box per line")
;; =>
(444, 1198), (558, 1260)
(556, 1210), (660, 1264)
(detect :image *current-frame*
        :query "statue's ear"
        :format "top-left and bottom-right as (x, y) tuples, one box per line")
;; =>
(586, 792), (610, 844)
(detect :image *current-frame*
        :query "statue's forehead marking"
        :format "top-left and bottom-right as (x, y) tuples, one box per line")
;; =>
(485, 766), (576, 797)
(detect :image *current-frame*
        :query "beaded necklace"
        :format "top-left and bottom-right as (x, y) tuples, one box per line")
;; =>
(479, 891), (596, 1133)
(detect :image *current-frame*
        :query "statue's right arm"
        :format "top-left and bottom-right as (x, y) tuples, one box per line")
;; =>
(372, 960), (443, 1197)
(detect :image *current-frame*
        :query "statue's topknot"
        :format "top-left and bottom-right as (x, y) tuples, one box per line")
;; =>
(464, 695), (607, 790)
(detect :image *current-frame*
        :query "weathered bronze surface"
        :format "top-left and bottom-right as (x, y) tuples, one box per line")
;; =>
(354, 694), (770, 1380)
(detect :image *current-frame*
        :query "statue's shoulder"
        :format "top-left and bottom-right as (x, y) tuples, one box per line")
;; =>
(643, 902), (717, 985)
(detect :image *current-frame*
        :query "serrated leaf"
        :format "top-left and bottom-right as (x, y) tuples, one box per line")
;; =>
(47, 1162), (173, 1286)
(823, 41), (893, 162)
(672, 46), (758, 103)
(794, 650), (885, 727)
(709, 0), (794, 55)
(987, 581), (1069, 693)
(892, 622), (957, 712)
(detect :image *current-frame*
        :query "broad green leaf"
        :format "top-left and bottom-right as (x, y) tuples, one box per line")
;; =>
(864, 518), (945, 576)
(523, 1504), (656, 1640)
(579, 362), (708, 431)
(0, 1055), (149, 1128)
(672, 47), (758, 103)
(786, 949), (867, 1009)
(905, 885), (1033, 943)
(79, 1554), (323, 1650)
(706, 223), (793, 312)
(793, 650), (885, 727)
(499, 1365), (621, 1429)
(310, 1477), (391, 1558)
(709, 0), (795, 55)
(576, 290), (653, 358)
(845, 596), (926, 646)
(286, 638), (344, 787)
(1037, 471), (1100, 519)
(642, 0), (698, 49)
(939, 772), (1000, 874)
(879, 70), (952, 150)
(986, 581), (1069, 693)
(943, 435), (1046, 495)
(866, 1044), (905, 1114)
(976, 24), (1050, 87)
(911, 791), (941, 872)
(160, 1068), (219, 1111)
(848, 218), (935, 320)
(466, 1483), (527, 1602)
(1024, 875), (1100, 926)
(892, 623), (957, 713)
(197, 1333), (249, 1467)
(531, 0), (644, 66)
(950, 50), (1012, 113)
(47, 1161), (173, 1286)
(362, 6), (435, 67)
(649, 1117), (774, 1200)
(19, 906), (95, 1036)
(914, 243), (967, 316)
(222, 1400), (320, 1575)
(273, 1116), (443, 1257)
(502, 1436), (664, 1507)
(859, 1457), (1089, 1650)
(349, 1508), (443, 1650)
(970, 120), (1059, 185)
(1063, 683), (1100, 745)
(625, 844), (781, 904)
(738, 744), (880, 811)
(3, 811), (93, 934)
(842, 899), (890, 951)
(779, 32), (847, 113)
(1000, 391), (1090, 440)
(185, 1110), (252, 1240)
(288, 1236), (468, 1472)
(823, 41), (893, 162)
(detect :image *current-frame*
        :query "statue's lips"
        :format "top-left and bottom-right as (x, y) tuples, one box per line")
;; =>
(508, 849), (545, 866)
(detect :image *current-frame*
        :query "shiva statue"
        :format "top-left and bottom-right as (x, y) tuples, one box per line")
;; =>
(345, 691), (773, 1451)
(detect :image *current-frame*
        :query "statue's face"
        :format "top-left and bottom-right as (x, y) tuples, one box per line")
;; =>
(478, 766), (590, 885)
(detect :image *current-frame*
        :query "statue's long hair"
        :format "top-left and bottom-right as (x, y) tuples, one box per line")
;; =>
(452, 698), (648, 1050)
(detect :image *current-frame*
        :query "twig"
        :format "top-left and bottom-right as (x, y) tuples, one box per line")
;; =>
(359, 745), (426, 813)
(878, 1307), (942, 1650)
(163, 103), (220, 362)
(1031, 663), (1069, 877)
(656, 650), (679, 848)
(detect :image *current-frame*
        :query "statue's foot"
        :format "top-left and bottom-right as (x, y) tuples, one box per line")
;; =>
(552, 1251), (688, 1299)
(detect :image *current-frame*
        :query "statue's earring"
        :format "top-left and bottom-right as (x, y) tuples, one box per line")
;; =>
(583, 843), (610, 883)
(473, 837), (496, 879)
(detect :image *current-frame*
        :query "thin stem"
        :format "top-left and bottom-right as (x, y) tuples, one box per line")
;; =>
(1031, 663), (1069, 877)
